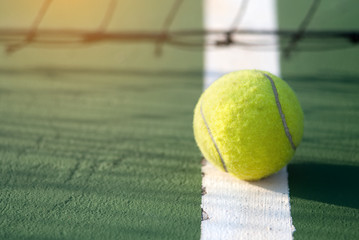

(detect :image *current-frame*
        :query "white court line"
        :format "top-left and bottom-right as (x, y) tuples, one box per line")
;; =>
(201, 0), (295, 239)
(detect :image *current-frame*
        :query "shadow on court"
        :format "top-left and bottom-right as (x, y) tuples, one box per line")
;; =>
(286, 73), (359, 210)
(288, 163), (359, 209)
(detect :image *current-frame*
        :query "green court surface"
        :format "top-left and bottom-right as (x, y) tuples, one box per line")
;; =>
(0, 1), (203, 239)
(278, 1), (359, 239)
(0, 1), (358, 239)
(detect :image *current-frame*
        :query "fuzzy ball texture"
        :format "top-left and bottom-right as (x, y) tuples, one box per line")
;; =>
(193, 70), (304, 181)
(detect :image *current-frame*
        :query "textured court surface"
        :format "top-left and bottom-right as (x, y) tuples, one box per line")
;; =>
(0, 1), (203, 239)
(0, 1), (358, 239)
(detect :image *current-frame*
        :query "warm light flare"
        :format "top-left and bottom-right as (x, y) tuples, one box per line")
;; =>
(0, 0), (113, 30)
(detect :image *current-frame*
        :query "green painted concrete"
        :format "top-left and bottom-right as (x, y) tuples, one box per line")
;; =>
(0, 1), (203, 239)
(278, 1), (359, 239)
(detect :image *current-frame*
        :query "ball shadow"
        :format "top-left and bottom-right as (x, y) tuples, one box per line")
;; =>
(288, 163), (359, 209)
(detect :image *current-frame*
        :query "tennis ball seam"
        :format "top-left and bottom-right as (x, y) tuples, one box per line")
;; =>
(194, 70), (302, 180)
(263, 72), (297, 150)
(200, 100), (228, 172)
(199, 72), (297, 174)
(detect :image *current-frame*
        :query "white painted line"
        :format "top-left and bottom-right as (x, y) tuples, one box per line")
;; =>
(204, 0), (280, 89)
(201, 0), (295, 239)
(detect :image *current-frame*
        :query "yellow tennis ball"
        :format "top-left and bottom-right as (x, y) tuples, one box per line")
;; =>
(193, 70), (304, 181)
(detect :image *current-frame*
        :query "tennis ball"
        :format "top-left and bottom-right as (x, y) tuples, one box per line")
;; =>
(193, 70), (304, 181)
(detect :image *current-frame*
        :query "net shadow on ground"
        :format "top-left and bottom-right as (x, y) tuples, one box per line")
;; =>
(0, 67), (202, 78)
